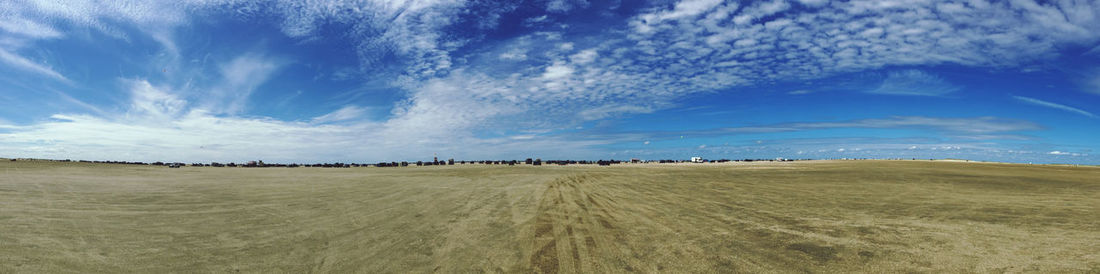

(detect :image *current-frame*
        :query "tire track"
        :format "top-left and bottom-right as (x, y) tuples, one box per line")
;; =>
(529, 174), (623, 273)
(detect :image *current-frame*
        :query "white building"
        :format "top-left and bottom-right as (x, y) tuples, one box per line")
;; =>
(691, 156), (703, 163)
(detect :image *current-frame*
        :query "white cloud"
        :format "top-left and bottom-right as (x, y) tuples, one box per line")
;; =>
(801, 116), (1041, 134)
(620, 0), (1100, 101)
(0, 111), (364, 163)
(626, 116), (1043, 140)
(0, 48), (69, 82)
(0, 1), (189, 32)
(641, 0), (723, 23)
(546, 0), (588, 13)
(570, 49), (598, 64)
(207, 54), (282, 114)
(383, 71), (521, 141)
(3, 0), (471, 80)
(2, 0), (1100, 163)
(0, 76), (609, 162)
(869, 70), (960, 96)
(1013, 96), (1096, 118)
(311, 105), (368, 124)
(795, 0), (829, 8)
(524, 15), (549, 26)
(221, 54), (280, 89)
(578, 105), (653, 120)
(541, 62), (575, 79)
(0, 16), (63, 39)
(126, 79), (186, 120)
(509, 135), (536, 140)
(499, 51), (527, 61)
(1049, 151), (1084, 156)
(1085, 69), (1100, 95)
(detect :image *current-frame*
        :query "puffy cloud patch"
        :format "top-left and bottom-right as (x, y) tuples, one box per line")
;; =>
(126, 80), (186, 120)
(2, 0), (1099, 163)
(541, 62), (575, 79)
(0, 77), (608, 162)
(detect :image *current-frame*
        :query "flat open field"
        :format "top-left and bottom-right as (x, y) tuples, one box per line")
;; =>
(1, 160), (1097, 273)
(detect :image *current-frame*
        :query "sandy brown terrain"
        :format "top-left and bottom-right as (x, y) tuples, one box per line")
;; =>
(1, 159), (1097, 273)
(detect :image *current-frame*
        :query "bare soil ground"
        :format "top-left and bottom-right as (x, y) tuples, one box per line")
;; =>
(1, 159), (1097, 273)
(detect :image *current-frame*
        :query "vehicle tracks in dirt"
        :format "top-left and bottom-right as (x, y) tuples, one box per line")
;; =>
(529, 173), (625, 273)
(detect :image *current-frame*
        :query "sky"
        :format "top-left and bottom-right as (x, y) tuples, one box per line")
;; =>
(1, 0), (1099, 164)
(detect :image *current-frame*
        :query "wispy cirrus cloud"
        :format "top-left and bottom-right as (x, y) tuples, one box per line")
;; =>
(868, 70), (960, 96)
(205, 53), (283, 114)
(1049, 151), (1086, 156)
(1084, 69), (1100, 95)
(597, 116), (1043, 141)
(8, 0), (1100, 130)
(1013, 96), (1096, 118)
(0, 48), (69, 83)
(311, 105), (369, 124)
(126, 79), (187, 120)
(0, 78), (607, 163)
(1, 0), (1099, 164)
(0, 16), (63, 39)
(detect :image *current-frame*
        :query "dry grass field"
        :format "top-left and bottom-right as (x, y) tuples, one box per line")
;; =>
(1, 159), (1098, 273)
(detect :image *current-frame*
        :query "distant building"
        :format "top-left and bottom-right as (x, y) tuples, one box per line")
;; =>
(691, 157), (703, 163)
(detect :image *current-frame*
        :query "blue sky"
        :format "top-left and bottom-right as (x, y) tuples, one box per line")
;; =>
(1, 0), (1098, 164)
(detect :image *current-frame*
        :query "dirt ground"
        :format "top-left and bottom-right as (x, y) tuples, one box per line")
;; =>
(1, 159), (1097, 273)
